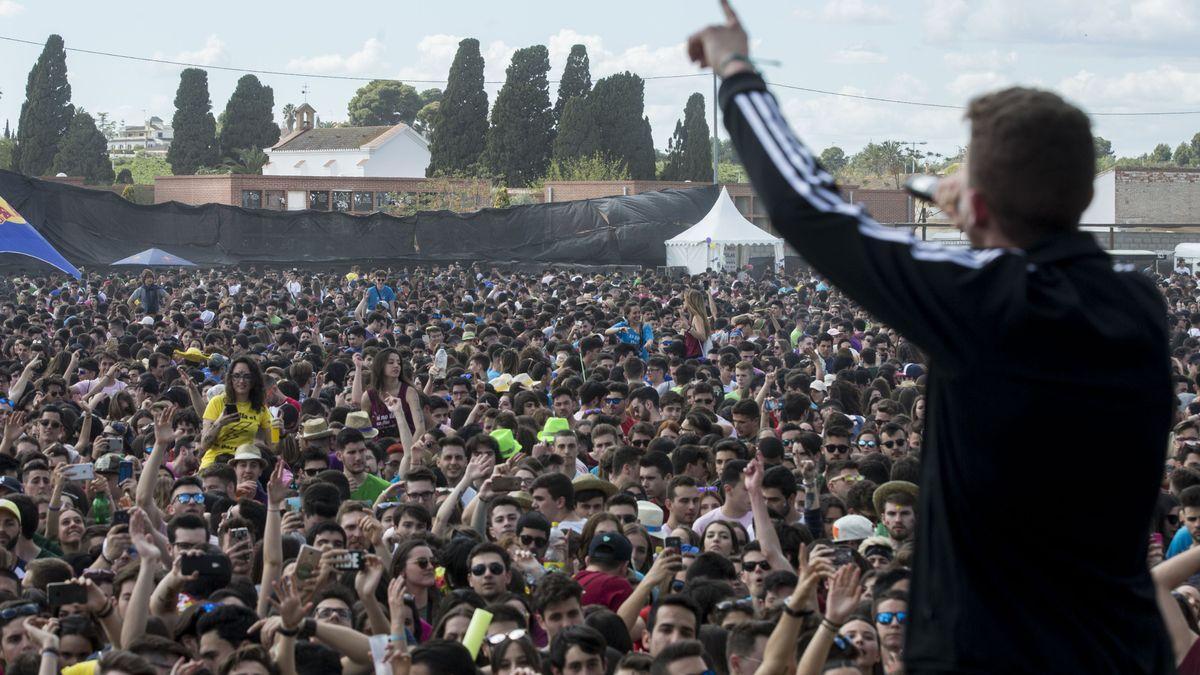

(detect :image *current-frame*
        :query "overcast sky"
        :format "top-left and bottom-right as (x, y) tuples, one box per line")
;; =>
(2, 0), (1200, 162)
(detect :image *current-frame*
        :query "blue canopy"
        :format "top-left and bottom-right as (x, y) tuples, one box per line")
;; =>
(0, 195), (81, 278)
(111, 248), (197, 267)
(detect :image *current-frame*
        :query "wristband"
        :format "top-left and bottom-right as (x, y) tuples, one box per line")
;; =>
(717, 53), (755, 77)
(42, 649), (59, 658)
(821, 618), (841, 632)
(277, 625), (299, 637)
(99, 553), (113, 564)
(781, 603), (813, 619)
(96, 602), (114, 619)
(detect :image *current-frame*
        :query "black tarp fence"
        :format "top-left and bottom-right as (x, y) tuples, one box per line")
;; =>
(0, 170), (718, 270)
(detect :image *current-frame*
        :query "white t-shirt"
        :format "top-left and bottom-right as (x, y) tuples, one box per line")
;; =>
(691, 505), (756, 541)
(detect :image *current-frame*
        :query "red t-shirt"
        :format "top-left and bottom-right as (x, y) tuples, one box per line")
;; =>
(573, 570), (633, 613)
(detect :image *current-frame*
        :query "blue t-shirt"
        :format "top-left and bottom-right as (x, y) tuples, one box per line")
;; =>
(1167, 525), (1192, 559)
(367, 285), (396, 310)
(610, 320), (654, 359)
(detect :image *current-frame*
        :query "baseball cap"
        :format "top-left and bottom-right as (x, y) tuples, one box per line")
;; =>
(587, 532), (633, 564)
(831, 514), (874, 543)
(0, 499), (21, 524)
(901, 363), (925, 379)
(809, 380), (828, 393)
(0, 477), (22, 495)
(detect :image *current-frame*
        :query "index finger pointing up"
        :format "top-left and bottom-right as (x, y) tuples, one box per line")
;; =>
(721, 0), (741, 27)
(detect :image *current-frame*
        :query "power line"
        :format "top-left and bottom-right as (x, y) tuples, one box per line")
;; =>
(0, 35), (705, 84)
(3, 34), (1200, 116)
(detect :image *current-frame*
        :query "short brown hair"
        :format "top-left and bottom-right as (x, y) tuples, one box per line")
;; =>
(966, 87), (1093, 238)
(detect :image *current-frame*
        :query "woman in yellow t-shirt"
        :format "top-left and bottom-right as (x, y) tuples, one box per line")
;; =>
(201, 356), (272, 467)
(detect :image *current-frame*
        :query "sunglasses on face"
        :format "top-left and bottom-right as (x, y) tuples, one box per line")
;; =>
(520, 534), (547, 548)
(604, 398), (624, 406)
(175, 493), (205, 505)
(631, 439), (650, 448)
(615, 514), (638, 524)
(857, 440), (877, 448)
(715, 599), (755, 613)
(876, 611), (908, 626)
(0, 603), (38, 621)
(824, 444), (850, 454)
(742, 560), (771, 572)
(471, 562), (506, 577)
(410, 557), (434, 569)
(38, 419), (62, 429)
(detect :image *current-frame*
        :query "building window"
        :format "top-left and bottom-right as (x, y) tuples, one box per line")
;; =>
(241, 190), (262, 209)
(332, 191), (352, 212)
(309, 191), (329, 210)
(265, 190), (286, 211)
(353, 191), (374, 212)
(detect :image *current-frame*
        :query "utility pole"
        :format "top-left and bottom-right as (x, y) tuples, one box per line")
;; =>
(712, 72), (719, 185)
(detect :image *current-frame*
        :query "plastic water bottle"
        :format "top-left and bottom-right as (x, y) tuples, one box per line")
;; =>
(434, 348), (448, 376)
(92, 492), (110, 525)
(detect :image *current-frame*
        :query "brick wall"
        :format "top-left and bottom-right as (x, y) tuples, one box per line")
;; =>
(1115, 168), (1200, 225)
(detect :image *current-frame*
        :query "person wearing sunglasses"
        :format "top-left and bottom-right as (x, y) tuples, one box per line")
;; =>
(878, 423), (910, 461)
(825, 461), (862, 500)
(32, 406), (67, 447)
(467, 543), (512, 603)
(821, 426), (853, 465)
(873, 591), (908, 668)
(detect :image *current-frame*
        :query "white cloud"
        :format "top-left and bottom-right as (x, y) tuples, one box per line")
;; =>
(1058, 66), (1200, 110)
(797, 0), (894, 24)
(923, 0), (1200, 45)
(942, 49), (1018, 71)
(175, 35), (226, 66)
(829, 46), (888, 65)
(287, 38), (385, 75)
(0, 1), (24, 17)
(946, 71), (1011, 98)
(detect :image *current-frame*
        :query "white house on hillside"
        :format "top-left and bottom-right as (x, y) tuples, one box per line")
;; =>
(108, 116), (173, 157)
(263, 104), (430, 178)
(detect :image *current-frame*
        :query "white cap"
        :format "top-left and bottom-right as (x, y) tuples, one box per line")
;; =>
(809, 380), (828, 392)
(832, 514), (874, 543)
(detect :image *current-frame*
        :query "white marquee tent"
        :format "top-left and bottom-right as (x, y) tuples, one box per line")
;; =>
(665, 187), (784, 274)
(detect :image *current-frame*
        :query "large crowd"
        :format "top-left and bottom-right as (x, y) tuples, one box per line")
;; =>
(0, 258), (1184, 675)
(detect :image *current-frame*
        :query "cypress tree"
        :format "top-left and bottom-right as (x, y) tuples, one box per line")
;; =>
(552, 97), (600, 163)
(661, 93), (711, 181)
(429, 39), (489, 176)
(591, 72), (655, 180)
(553, 44), (591, 126)
(219, 74), (280, 156)
(51, 109), (114, 184)
(483, 45), (554, 187)
(15, 34), (73, 176)
(168, 68), (220, 175)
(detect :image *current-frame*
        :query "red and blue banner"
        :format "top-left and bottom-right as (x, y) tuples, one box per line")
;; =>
(0, 195), (81, 278)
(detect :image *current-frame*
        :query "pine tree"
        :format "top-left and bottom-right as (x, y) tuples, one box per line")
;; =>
(347, 80), (422, 127)
(51, 109), (114, 184)
(483, 45), (554, 187)
(554, 44), (591, 126)
(219, 74), (280, 156)
(552, 97), (600, 163)
(168, 68), (220, 175)
(590, 72), (655, 179)
(429, 39), (489, 176)
(660, 93), (712, 181)
(14, 34), (74, 176)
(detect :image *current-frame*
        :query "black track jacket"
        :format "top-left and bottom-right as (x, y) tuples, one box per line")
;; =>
(719, 71), (1173, 674)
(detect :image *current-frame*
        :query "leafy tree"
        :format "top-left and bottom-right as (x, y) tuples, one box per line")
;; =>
(221, 147), (268, 174)
(94, 112), (118, 140)
(483, 45), (555, 187)
(219, 75), (280, 156)
(1175, 142), (1194, 167)
(115, 168), (133, 184)
(347, 80), (422, 127)
(281, 103), (296, 132)
(1149, 143), (1172, 164)
(552, 96), (599, 162)
(851, 141), (906, 188)
(51, 109), (114, 184)
(167, 68), (219, 174)
(111, 152), (171, 184)
(419, 88), (442, 106)
(589, 72), (655, 179)
(547, 152), (630, 181)
(413, 101), (439, 137)
(429, 39), (489, 176)
(660, 93), (712, 181)
(554, 44), (591, 126)
(15, 34), (74, 176)
(819, 146), (848, 172)
(1093, 136), (1113, 159)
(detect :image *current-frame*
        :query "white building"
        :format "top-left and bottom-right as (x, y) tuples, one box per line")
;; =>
(107, 116), (173, 156)
(263, 104), (430, 178)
